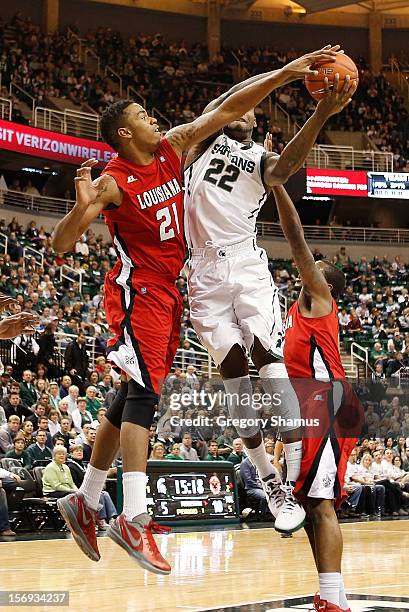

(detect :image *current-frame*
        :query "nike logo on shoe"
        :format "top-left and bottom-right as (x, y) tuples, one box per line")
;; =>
(119, 517), (143, 551)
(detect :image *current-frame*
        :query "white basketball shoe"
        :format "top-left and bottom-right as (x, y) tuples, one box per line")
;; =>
(274, 481), (306, 534)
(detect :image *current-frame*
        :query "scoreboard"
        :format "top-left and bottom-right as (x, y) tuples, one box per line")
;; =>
(117, 461), (240, 525)
(368, 172), (409, 199)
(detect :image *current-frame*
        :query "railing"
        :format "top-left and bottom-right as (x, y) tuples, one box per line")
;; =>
(306, 144), (394, 172)
(59, 265), (84, 295)
(350, 342), (371, 378)
(9, 82), (35, 114)
(84, 48), (101, 75)
(23, 245), (44, 270)
(256, 221), (409, 244)
(152, 106), (172, 130)
(0, 97), (12, 121)
(54, 332), (96, 371)
(0, 233), (8, 254)
(390, 58), (409, 104)
(273, 100), (301, 137)
(34, 106), (100, 141)
(0, 189), (74, 216)
(105, 66), (123, 97)
(126, 85), (146, 108)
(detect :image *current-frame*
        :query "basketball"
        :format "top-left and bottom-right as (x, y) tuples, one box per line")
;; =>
(305, 52), (359, 101)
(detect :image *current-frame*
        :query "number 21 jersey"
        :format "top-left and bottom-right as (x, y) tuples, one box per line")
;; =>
(102, 138), (185, 280)
(184, 134), (268, 249)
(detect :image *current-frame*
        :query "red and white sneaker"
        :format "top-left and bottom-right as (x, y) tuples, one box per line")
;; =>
(107, 513), (171, 575)
(57, 493), (100, 562)
(312, 594), (350, 612)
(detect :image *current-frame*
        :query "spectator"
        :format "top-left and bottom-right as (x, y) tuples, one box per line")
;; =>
(179, 432), (199, 461)
(66, 445), (117, 530)
(64, 332), (89, 385)
(149, 442), (165, 460)
(85, 386), (102, 420)
(42, 446), (77, 498)
(20, 420), (35, 449)
(227, 438), (245, 465)
(81, 426), (96, 462)
(217, 426), (235, 458)
(165, 443), (183, 460)
(48, 409), (61, 437)
(3, 391), (31, 421)
(206, 440), (219, 461)
(0, 415), (21, 453)
(34, 416), (53, 448)
(59, 375), (72, 399)
(4, 434), (32, 469)
(26, 429), (52, 465)
(19, 370), (37, 408)
(66, 385), (79, 415)
(26, 404), (45, 431)
(239, 456), (269, 517)
(48, 382), (61, 410)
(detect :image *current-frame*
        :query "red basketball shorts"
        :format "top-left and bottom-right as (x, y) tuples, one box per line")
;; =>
(104, 272), (182, 395)
(291, 379), (363, 508)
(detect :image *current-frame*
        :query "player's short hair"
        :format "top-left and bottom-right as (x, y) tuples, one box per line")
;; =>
(100, 99), (134, 150)
(320, 260), (346, 298)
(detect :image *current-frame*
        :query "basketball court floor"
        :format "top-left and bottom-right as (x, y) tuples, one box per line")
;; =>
(1, 519), (408, 611)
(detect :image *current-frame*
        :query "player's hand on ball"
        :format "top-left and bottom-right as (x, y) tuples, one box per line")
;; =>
(317, 73), (358, 117)
(281, 45), (342, 83)
(74, 158), (100, 209)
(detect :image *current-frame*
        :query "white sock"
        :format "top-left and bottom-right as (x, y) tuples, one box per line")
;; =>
(79, 465), (108, 511)
(122, 471), (147, 520)
(339, 575), (349, 610)
(319, 572), (341, 607)
(283, 440), (302, 483)
(245, 441), (276, 480)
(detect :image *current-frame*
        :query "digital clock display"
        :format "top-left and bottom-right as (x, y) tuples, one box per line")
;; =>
(117, 461), (240, 524)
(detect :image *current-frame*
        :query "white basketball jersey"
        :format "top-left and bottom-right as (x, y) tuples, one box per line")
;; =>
(184, 134), (268, 249)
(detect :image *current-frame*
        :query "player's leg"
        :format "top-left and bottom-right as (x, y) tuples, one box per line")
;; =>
(220, 344), (285, 517)
(233, 250), (305, 531)
(307, 499), (349, 612)
(251, 337), (305, 532)
(106, 284), (179, 574)
(57, 375), (128, 562)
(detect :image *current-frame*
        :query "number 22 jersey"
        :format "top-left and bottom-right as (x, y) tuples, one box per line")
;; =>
(102, 137), (186, 281)
(184, 134), (268, 249)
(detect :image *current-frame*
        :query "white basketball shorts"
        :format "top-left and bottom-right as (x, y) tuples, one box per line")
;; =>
(187, 237), (283, 366)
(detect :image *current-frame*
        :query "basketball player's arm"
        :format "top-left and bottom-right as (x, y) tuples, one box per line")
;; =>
(272, 184), (332, 306)
(167, 47), (343, 159)
(52, 160), (121, 253)
(184, 45), (341, 165)
(263, 76), (358, 186)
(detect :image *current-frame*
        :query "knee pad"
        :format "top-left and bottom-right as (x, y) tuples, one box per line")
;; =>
(105, 381), (128, 430)
(121, 379), (158, 430)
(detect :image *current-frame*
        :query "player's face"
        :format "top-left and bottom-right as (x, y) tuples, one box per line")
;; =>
(119, 104), (160, 151)
(224, 109), (256, 141)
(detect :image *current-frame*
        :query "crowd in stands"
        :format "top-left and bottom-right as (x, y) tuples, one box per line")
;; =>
(1, 13), (408, 165)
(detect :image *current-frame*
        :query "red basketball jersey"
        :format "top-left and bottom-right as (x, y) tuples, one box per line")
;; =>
(284, 299), (345, 379)
(102, 138), (185, 281)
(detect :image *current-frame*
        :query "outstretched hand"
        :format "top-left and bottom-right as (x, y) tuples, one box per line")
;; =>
(0, 312), (39, 340)
(282, 45), (342, 84)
